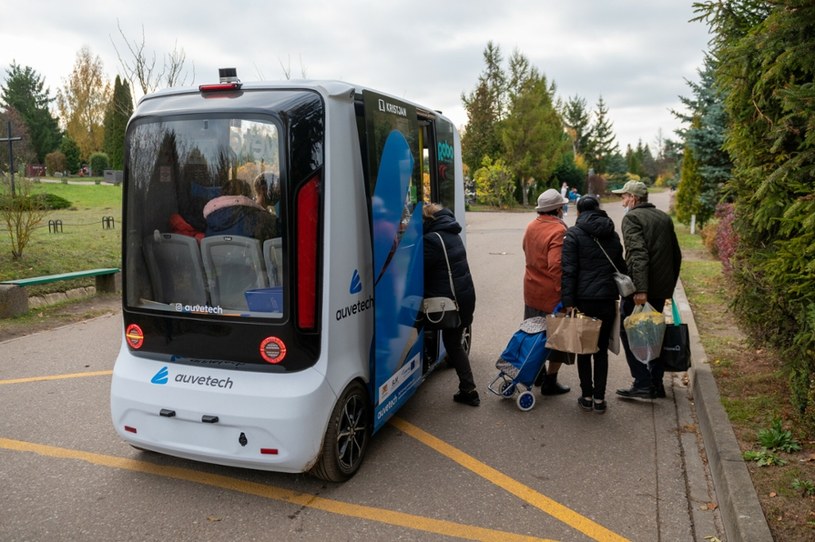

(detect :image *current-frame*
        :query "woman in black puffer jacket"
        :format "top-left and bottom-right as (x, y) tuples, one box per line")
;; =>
(561, 196), (627, 413)
(423, 203), (479, 406)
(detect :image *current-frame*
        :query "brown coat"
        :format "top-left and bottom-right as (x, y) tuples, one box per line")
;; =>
(523, 214), (567, 313)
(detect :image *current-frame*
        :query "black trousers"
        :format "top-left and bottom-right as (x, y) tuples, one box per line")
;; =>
(620, 297), (667, 390)
(573, 299), (617, 400)
(442, 326), (476, 393)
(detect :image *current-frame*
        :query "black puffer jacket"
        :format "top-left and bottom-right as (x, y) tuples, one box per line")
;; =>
(423, 208), (476, 327)
(561, 209), (627, 306)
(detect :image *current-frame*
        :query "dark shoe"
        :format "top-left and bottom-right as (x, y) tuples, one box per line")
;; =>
(593, 400), (607, 414)
(652, 383), (666, 398)
(615, 386), (653, 399)
(578, 397), (593, 411)
(541, 373), (571, 395)
(453, 389), (480, 406)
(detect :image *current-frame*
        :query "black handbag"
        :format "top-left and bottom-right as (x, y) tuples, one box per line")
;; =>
(663, 298), (691, 372)
(421, 233), (461, 330)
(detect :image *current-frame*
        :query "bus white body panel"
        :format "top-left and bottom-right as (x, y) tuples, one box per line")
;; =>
(111, 341), (335, 472)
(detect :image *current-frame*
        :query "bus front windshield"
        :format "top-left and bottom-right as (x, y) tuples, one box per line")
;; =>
(125, 117), (285, 318)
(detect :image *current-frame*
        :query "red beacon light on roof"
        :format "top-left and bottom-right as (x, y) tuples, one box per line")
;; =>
(199, 68), (243, 92)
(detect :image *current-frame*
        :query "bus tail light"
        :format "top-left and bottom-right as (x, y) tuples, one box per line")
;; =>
(296, 175), (320, 329)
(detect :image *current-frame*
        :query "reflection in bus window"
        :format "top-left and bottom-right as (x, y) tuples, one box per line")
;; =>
(126, 118), (284, 317)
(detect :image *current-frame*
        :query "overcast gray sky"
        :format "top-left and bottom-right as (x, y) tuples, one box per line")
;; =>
(1, 0), (711, 151)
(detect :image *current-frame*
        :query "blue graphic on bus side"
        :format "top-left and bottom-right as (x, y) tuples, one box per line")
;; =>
(350, 269), (362, 294)
(151, 366), (169, 385)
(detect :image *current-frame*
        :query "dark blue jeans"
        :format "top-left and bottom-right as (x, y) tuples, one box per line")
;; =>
(620, 297), (666, 390)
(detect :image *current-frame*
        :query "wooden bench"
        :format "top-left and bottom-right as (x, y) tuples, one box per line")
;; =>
(0, 268), (120, 318)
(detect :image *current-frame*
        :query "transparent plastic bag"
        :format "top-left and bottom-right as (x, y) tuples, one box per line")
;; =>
(623, 302), (666, 363)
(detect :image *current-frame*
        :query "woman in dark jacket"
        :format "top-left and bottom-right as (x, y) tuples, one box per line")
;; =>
(561, 196), (627, 413)
(423, 203), (479, 406)
(203, 179), (278, 240)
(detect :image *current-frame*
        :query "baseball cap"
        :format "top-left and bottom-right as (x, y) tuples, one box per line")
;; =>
(611, 180), (648, 197)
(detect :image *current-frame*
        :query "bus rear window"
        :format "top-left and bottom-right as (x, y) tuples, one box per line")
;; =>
(125, 117), (285, 318)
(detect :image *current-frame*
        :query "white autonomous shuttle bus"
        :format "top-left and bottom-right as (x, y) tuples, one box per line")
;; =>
(110, 69), (468, 481)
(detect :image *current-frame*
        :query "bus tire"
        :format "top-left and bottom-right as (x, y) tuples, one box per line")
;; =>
(311, 380), (370, 482)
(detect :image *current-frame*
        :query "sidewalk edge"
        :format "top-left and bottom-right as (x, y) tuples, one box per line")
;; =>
(674, 282), (774, 542)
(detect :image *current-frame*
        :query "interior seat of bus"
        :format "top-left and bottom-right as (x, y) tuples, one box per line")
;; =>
(143, 232), (209, 306)
(200, 235), (268, 310)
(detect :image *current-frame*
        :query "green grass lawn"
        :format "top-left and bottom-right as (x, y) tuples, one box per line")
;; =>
(0, 181), (122, 294)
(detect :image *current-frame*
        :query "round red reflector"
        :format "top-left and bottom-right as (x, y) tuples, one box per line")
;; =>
(260, 336), (286, 364)
(126, 324), (144, 349)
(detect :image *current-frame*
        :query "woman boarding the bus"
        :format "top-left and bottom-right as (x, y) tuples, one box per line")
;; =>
(422, 203), (479, 406)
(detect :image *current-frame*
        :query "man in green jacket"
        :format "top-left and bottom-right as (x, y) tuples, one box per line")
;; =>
(612, 181), (682, 399)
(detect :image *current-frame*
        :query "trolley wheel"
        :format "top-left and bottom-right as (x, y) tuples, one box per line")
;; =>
(516, 391), (536, 411)
(310, 380), (370, 482)
(500, 380), (515, 398)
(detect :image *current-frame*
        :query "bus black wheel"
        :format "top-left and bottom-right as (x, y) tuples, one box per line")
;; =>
(311, 380), (370, 482)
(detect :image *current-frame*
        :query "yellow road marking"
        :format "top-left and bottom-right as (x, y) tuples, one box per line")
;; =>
(0, 370), (112, 385)
(1, 371), (628, 540)
(0, 437), (554, 542)
(390, 417), (629, 542)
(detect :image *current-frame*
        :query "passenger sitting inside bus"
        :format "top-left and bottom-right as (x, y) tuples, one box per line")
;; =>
(253, 171), (281, 215)
(203, 178), (278, 239)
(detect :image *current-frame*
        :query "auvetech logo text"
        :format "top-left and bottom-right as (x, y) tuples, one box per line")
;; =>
(150, 366), (234, 389)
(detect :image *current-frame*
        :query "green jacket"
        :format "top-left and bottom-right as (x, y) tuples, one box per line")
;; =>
(621, 202), (682, 300)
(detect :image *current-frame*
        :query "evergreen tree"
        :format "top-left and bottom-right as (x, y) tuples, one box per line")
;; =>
(60, 135), (81, 174)
(639, 142), (658, 180)
(674, 54), (731, 226)
(694, 0), (815, 424)
(501, 73), (568, 205)
(560, 95), (592, 156)
(0, 62), (62, 163)
(481, 41), (507, 121)
(552, 153), (586, 193)
(624, 144), (641, 177)
(506, 48), (535, 104)
(585, 96), (619, 174)
(103, 76), (133, 169)
(461, 80), (502, 174)
(676, 131), (703, 225)
(461, 42), (507, 174)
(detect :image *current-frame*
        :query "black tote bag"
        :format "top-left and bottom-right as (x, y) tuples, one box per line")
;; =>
(663, 299), (691, 372)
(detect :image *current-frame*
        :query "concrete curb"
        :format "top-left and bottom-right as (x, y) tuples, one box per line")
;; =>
(674, 282), (774, 542)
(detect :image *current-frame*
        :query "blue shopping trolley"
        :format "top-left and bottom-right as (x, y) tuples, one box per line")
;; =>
(487, 316), (550, 411)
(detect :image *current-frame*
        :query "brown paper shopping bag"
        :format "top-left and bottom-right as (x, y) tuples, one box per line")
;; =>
(545, 309), (602, 355)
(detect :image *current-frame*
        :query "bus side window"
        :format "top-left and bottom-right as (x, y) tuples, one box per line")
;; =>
(434, 118), (457, 209)
(420, 120), (433, 204)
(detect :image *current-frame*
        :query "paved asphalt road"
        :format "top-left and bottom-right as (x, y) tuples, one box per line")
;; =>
(1, 191), (766, 541)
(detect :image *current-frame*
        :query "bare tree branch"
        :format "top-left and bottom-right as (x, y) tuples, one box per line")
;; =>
(110, 20), (193, 95)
